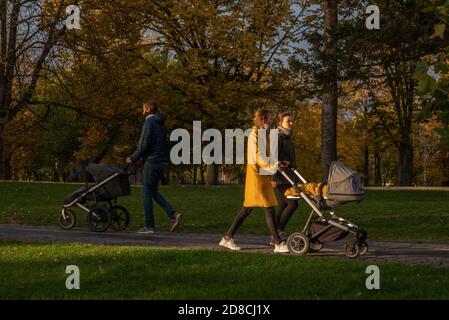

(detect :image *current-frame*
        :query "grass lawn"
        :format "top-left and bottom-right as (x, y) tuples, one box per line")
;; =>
(0, 181), (449, 242)
(1, 241), (448, 300)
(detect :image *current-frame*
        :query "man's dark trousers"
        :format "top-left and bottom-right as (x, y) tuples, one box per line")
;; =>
(142, 161), (175, 228)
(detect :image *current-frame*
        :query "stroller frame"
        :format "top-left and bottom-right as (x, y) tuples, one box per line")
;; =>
(279, 167), (368, 258)
(62, 171), (122, 217)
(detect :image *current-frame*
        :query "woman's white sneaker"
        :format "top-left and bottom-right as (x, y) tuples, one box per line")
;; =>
(274, 242), (289, 253)
(219, 237), (241, 251)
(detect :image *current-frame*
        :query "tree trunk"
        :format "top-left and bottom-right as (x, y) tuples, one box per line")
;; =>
(92, 124), (120, 164)
(0, 129), (10, 180)
(398, 140), (414, 186)
(206, 163), (218, 185)
(363, 145), (369, 186)
(200, 164), (205, 185)
(5, 151), (11, 179)
(238, 165), (245, 185)
(0, 0), (7, 180)
(192, 164), (197, 185)
(0, 1), (65, 181)
(53, 161), (60, 182)
(0, 143), (5, 180)
(374, 150), (382, 186)
(321, 0), (338, 180)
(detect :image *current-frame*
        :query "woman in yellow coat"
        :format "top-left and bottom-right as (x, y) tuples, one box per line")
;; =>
(219, 109), (289, 253)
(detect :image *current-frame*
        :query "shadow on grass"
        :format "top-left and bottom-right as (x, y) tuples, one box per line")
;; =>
(1, 242), (449, 299)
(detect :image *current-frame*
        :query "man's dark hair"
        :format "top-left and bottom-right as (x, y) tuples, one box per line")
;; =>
(144, 100), (158, 114)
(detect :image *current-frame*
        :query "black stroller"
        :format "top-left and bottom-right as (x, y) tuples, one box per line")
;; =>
(279, 161), (368, 258)
(60, 163), (131, 232)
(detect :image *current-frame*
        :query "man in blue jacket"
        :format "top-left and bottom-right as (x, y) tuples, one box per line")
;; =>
(127, 100), (182, 234)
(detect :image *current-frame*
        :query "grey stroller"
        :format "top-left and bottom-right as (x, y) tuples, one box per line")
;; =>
(278, 161), (368, 258)
(60, 163), (131, 232)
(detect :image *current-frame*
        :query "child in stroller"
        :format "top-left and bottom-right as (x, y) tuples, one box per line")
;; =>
(59, 163), (132, 232)
(279, 161), (368, 258)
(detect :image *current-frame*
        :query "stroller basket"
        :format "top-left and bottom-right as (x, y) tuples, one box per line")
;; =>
(311, 220), (348, 242)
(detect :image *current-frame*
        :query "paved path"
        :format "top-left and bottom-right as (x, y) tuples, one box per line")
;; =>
(364, 186), (449, 191)
(1, 224), (449, 267)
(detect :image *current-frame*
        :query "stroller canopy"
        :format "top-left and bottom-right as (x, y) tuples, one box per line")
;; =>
(63, 163), (130, 205)
(85, 163), (130, 200)
(326, 161), (364, 203)
(86, 163), (124, 182)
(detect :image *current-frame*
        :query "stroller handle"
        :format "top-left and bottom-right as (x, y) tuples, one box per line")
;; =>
(125, 161), (138, 176)
(278, 166), (307, 184)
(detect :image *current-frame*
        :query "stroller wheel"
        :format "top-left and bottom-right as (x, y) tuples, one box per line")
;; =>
(359, 241), (369, 256)
(59, 209), (76, 230)
(287, 233), (309, 255)
(87, 206), (111, 232)
(344, 241), (360, 258)
(109, 205), (130, 231)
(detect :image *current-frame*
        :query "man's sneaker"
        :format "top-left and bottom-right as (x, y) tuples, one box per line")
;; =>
(169, 213), (182, 232)
(219, 237), (241, 251)
(274, 242), (289, 253)
(136, 227), (156, 234)
(269, 231), (287, 246)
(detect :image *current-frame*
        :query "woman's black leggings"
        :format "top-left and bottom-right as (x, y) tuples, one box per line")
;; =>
(225, 206), (281, 245)
(275, 184), (299, 232)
